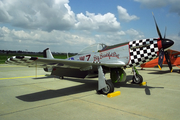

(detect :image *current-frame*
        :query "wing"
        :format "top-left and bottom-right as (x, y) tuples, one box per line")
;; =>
(6, 56), (126, 69)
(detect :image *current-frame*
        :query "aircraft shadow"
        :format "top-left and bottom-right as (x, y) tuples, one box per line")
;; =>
(141, 69), (180, 74)
(114, 75), (164, 95)
(16, 75), (164, 102)
(114, 82), (164, 95)
(33, 74), (57, 79)
(16, 78), (97, 102)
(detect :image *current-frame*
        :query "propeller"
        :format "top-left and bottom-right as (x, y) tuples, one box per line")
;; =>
(164, 27), (167, 39)
(164, 51), (173, 72)
(158, 48), (164, 70)
(152, 13), (174, 72)
(152, 12), (162, 39)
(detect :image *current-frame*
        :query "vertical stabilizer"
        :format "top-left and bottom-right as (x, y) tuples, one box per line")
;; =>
(43, 48), (54, 59)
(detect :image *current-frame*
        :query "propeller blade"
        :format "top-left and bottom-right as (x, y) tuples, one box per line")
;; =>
(164, 27), (167, 39)
(158, 48), (164, 70)
(152, 12), (162, 39)
(164, 51), (173, 72)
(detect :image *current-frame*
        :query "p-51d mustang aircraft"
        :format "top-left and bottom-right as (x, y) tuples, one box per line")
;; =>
(6, 14), (174, 94)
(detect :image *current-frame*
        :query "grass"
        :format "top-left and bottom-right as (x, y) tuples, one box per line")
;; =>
(0, 53), (74, 64)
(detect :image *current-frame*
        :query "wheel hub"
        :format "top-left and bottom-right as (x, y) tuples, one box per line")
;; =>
(102, 86), (110, 94)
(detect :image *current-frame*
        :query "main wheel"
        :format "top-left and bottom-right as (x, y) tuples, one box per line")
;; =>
(100, 80), (114, 95)
(132, 74), (143, 84)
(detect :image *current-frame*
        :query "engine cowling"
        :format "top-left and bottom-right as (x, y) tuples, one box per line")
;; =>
(110, 68), (126, 83)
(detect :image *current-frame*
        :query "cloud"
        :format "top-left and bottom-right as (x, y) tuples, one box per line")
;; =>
(2, 1), (171, 52)
(1, 26), (145, 52)
(0, 27), (96, 52)
(0, 1), (133, 53)
(75, 11), (120, 32)
(0, 1), (12, 22)
(126, 29), (145, 40)
(0, 0), (121, 33)
(94, 31), (126, 44)
(134, 0), (180, 16)
(117, 6), (139, 22)
(0, 0), (76, 31)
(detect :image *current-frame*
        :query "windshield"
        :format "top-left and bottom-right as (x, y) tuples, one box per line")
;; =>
(79, 43), (107, 54)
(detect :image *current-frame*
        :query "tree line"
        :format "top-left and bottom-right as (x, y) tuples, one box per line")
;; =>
(0, 50), (77, 55)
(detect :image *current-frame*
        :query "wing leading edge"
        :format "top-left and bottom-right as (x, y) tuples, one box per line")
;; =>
(6, 56), (126, 69)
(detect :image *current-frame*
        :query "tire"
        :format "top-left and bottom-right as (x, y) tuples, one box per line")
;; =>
(132, 74), (143, 84)
(100, 80), (114, 95)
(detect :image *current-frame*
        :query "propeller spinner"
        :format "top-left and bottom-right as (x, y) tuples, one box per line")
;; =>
(152, 13), (174, 72)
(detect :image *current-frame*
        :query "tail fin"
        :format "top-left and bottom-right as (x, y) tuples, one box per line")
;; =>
(43, 48), (54, 59)
(43, 48), (54, 72)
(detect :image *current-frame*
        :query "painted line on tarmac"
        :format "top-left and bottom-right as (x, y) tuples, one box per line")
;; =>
(0, 66), (24, 67)
(0, 75), (45, 80)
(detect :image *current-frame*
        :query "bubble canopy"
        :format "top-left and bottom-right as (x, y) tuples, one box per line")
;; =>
(78, 43), (107, 54)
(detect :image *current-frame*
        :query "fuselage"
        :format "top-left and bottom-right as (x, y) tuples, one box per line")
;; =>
(69, 38), (160, 68)
(51, 38), (174, 78)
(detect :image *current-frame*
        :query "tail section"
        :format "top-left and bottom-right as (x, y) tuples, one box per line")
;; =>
(43, 48), (54, 59)
(43, 48), (54, 72)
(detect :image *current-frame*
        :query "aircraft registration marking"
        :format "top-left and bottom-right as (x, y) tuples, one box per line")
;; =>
(79, 54), (91, 61)
(0, 75), (45, 80)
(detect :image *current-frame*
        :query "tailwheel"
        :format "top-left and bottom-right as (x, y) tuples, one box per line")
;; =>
(132, 74), (143, 84)
(100, 80), (114, 95)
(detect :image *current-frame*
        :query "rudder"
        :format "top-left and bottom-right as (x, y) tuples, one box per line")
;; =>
(43, 48), (54, 59)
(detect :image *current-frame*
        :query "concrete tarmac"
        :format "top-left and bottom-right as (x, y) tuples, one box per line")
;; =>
(0, 64), (180, 120)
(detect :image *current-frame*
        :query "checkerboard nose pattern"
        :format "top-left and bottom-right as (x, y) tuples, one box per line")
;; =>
(126, 39), (159, 67)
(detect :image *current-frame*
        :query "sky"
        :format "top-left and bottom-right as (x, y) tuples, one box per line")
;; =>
(0, 0), (180, 53)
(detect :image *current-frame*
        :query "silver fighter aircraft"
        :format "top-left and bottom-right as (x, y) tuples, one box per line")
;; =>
(6, 14), (174, 94)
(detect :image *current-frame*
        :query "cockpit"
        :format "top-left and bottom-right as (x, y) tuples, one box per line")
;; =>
(78, 43), (107, 54)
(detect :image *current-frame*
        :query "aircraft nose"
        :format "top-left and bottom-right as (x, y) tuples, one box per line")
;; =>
(162, 39), (174, 49)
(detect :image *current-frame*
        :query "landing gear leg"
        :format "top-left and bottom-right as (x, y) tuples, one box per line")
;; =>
(97, 65), (114, 95)
(132, 66), (143, 84)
